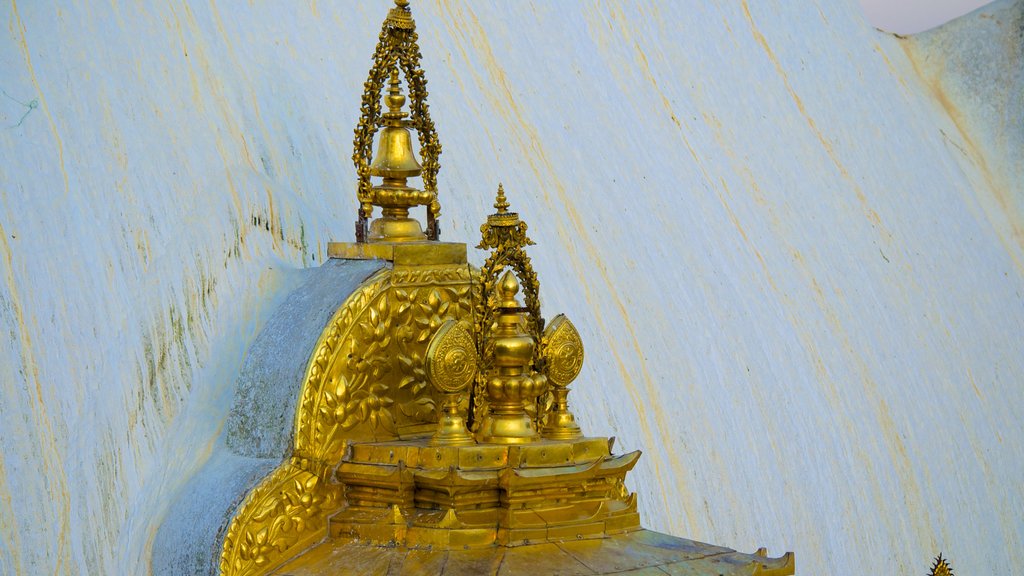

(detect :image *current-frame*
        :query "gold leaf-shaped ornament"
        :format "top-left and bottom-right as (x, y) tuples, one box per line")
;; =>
(541, 314), (584, 439)
(544, 314), (584, 387)
(426, 320), (478, 394)
(425, 320), (477, 445)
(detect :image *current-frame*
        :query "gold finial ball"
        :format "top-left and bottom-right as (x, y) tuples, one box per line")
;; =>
(497, 270), (520, 307)
(395, 0), (410, 8)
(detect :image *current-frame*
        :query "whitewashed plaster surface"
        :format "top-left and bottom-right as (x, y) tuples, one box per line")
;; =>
(1, 1), (1021, 574)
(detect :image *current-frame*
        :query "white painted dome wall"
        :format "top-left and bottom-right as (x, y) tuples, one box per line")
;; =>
(0, 1), (1020, 574)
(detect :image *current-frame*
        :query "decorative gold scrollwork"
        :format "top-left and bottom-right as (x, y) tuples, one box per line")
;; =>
(294, 269), (394, 462)
(219, 460), (341, 576)
(391, 264), (471, 286)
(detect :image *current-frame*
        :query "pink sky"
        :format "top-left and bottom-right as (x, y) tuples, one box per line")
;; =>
(860, 0), (995, 34)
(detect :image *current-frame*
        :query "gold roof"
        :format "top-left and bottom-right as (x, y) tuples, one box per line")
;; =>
(271, 530), (795, 575)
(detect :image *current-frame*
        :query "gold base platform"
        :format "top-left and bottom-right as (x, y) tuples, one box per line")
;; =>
(327, 241), (467, 266)
(270, 529), (795, 575)
(331, 436), (642, 549)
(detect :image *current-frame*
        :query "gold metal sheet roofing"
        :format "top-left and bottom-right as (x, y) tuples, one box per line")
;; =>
(270, 530), (794, 576)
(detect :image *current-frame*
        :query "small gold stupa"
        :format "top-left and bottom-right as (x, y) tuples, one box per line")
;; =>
(217, 2), (795, 574)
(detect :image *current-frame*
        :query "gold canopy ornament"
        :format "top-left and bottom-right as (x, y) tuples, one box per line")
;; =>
(353, 0), (442, 242)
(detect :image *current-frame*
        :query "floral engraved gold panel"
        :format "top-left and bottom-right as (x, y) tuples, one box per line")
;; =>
(296, 264), (474, 463)
(219, 461), (341, 576)
(221, 264), (473, 576)
(294, 269), (392, 463)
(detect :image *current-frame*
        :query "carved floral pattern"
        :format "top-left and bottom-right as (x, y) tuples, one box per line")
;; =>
(296, 270), (392, 461)
(221, 265), (472, 576)
(219, 461), (341, 576)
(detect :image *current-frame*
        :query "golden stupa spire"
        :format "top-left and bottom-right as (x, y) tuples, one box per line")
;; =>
(493, 182), (510, 213)
(474, 270), (549, 443)
(352, 0), (441, 242)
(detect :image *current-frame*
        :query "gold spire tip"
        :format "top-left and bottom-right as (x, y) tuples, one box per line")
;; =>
(384, 69), (407, 118)
(494, 183), (510, 214)
(498, 270), (520, 307)
(477, 183), (534, 250)
(485, 183), (520, 228)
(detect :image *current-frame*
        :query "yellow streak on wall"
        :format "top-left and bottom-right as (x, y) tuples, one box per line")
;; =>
(9, 0), (69, 201)
(741, 0), (888, 240)
(0, 223), (71, 575)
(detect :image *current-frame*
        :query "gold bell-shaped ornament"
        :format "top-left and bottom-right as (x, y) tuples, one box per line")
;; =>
(366, 70), (432, 242)
(369, 109), (422, 180)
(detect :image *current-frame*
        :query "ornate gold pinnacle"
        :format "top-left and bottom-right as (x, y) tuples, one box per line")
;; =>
(477, 184), (535, 250)
(353, 0), (442, 242)
(929, 554), (954, 576)
(471, 185), (545, 430)
(493, 183), (510, 212)
(475, 271), (549, 444)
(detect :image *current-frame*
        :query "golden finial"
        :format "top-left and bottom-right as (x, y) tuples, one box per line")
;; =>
(353, 0), (441, 241)
(471, 184), (542, 428)
(929, 554), (954, 576)
(475, 270), (548, 444)
(477, 184), (534, 250)
(383, 69), (407, 118)
(497, 269), (520, 308)
(494, 183), (510, 213)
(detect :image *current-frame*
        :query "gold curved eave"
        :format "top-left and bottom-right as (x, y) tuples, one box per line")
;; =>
(221, 264), (474, 576)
